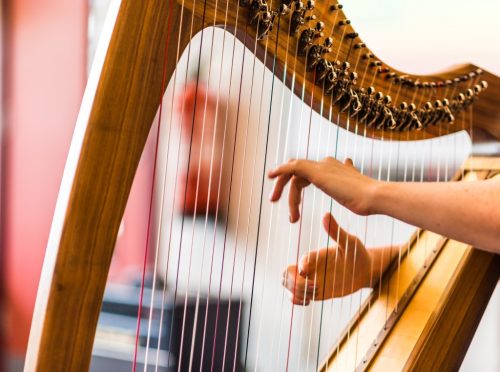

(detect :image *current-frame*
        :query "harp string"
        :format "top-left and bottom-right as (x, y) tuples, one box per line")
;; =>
(149, 0), (196, 368)
(148, 0), (211, 367)
(130, 0), (179, 368)
(345, 44), (372, 364)
(235, 2), (282, 369)
(207, 2), (246, 372)
(252, 9), (301, 369)
(290, 8), (352, 369)
(175, 0), (228, 367)
(273, 21), (313, 368)
(266, 1), (304, 366)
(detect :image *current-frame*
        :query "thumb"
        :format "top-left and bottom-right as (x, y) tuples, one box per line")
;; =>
(344, 158), (354, 167)
(322, 212), (352, 248)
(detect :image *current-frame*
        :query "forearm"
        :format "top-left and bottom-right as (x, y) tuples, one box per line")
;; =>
(370, 179), (500, 253)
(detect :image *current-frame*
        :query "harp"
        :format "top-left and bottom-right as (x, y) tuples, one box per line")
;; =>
(25, 0), (500, 371)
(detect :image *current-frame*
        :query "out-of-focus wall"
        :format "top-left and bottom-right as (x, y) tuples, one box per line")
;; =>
(4, 0), (87, 356)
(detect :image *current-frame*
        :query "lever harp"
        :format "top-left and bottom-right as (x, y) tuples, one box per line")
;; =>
(25, 0), (500, 371)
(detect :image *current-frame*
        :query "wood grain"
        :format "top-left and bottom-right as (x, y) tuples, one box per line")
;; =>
(181, 0), (500, 140)
(320, 165), (500, 372)
(24, 1), (203, 370)
(25, 0), (500, 370)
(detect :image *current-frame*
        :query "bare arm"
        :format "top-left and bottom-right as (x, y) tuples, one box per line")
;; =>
(374, 179), (500, 253)
(268, 157), (500, 254)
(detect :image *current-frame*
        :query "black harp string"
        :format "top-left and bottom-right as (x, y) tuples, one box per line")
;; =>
(252, 6), (306, 370)
(158, 0), (210, 367)
(286, 3), (351, 369)
(193, 3), (261, 372)
(242, 6), (286, 369)
(267, 1), (307, 367)
(272, 4), (318, 366)
(219, 4), (285, 371)
(137, 0), (201, 366)
(313, 33), (366, 371)
(176, 3), (223, 371)
(177, 0), (238, 367)
(134, 0), (179, 368)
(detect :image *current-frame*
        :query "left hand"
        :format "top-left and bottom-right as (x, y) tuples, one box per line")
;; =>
(282, 213), (373, 305)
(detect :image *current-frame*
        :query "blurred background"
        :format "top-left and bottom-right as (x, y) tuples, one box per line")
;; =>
(1, 0), (499, 371)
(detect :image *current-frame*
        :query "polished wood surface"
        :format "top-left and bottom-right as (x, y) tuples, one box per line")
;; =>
(320, 163), (500, 372)
(182, 0), (500, 140)
(25, 1), (202, 370)
(25, 0), (500, 370)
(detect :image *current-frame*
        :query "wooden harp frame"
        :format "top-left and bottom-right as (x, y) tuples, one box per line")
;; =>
(25, 0), (500, 371)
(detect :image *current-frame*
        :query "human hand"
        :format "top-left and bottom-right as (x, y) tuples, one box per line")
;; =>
(268, 157), (378, 221)
(282, 213), (372, 305)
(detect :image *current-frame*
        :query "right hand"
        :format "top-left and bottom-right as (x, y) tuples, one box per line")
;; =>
(268, 157), (378, 222)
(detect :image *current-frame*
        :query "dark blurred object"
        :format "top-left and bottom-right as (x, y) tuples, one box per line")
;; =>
(91, 283), (243, 372)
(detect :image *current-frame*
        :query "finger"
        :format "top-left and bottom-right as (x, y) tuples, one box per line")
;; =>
(344, 158), (354, 167)
(299, 250), (321, 278)
(282, 266), (315, 296)
(291, 295), (310, 306)
(268, 159), (316, 181)
(288, 176), (310, 222)
(269, 173), (293, 202)
(323, 212), (353, 249)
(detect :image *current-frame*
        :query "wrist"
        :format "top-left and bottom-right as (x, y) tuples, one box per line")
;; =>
(365, 180), (385, 215)
(368, 181), (392, 215)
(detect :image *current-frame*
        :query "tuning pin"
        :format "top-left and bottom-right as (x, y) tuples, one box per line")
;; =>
(466, 89), (474, 98)
(480, 80), (488, 89)
(429, 82), (436, 89)
(339, 19), (351, 26)
(279, 3), (290, 15)
(434, 100), (442, 108)
(349, 71), (358, 82)
(375, 92), (384, 101)
(445, 79), (453, 86)
(315, 21), (325, 32)
(442, 98), (450, 106)
(457, 93), (465, 102)
(424, 102), (432, 110)
(342, 61), (350, 70)
(453, 77), (461, 84)
(362, 52), (374, 60)
(323, 37), (333, 47)
(400, 102), (408, 110)
(306, 0), (315, 10)
(354, 42), (366, 49)
(329, 4), (343, 11)
(409, 103), (416, 112)
(475, 68), (484, 76)
(347, 32), (358, 39)
(384, 95), (392, 105)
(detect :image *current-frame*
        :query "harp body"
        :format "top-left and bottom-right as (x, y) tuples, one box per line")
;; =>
(25, 1), (500, 371)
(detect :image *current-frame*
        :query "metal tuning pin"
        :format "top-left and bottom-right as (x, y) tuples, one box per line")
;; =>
(298, 21), (323, 56)
(329, 3), (343, 12)
(290, 0), (315, 35)
(306, 35), (332, 71)
(249, 0), (277, 40)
